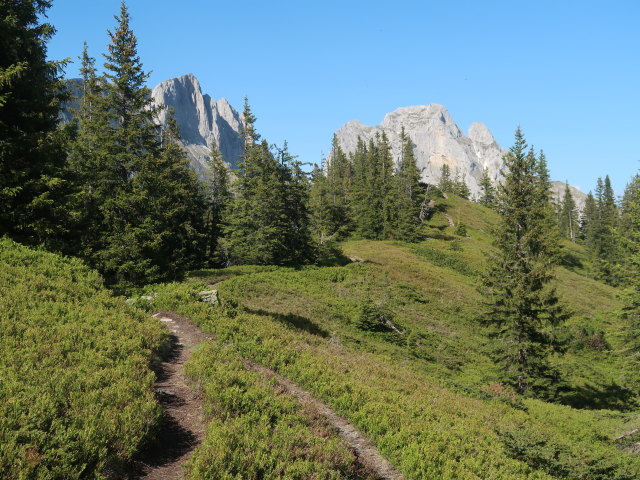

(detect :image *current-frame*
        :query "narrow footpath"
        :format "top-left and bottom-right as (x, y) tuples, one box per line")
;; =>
(246, 360), (405, 480)
(130, 311), (210, 479)
(132, 310), (404, 480)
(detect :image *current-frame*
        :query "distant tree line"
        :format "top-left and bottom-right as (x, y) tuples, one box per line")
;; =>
(310, 128), (425, 244)
(552, 173), (640, 289)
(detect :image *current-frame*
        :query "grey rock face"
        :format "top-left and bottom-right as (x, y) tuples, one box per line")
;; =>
(151, 73), (243, 173)
(333, 104), (506, 198)
(550, 181), (588, 212)
(58, 78), (82, 124)
(61, 74), (243, 175)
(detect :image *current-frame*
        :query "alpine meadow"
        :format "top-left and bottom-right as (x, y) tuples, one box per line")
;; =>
(2, 1), (640, 479)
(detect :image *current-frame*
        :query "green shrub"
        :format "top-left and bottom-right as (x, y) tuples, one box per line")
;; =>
(0, 238), (166, 479)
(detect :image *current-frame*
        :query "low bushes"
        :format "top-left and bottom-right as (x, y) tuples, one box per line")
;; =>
(0, 238), (166, 479)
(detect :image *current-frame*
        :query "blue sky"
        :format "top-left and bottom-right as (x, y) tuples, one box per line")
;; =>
(44, 0), (639, 195)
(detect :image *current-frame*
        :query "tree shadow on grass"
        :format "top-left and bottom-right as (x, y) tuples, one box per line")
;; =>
(245, 307), (329, 338)
(559, 382), (638, 412)
(559, 250), (584, 272)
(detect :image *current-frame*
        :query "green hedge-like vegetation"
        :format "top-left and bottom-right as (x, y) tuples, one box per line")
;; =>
(150, 277), (640, 479)
(145, 196), (639, 479)
(133, 283), (372, 479)
(0, 238), (167, 479)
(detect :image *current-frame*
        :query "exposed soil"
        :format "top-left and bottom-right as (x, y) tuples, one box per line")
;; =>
(444, 213), (455, 227)
(130, 310), (404, 480)
(129, 311), (211, 480)
(245, 360), (405, 480)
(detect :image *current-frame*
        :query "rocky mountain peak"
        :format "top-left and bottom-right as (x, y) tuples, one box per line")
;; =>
(151, 73), (243, 173)
(468, 122), (496, 145)
(334, 104), (505, 196)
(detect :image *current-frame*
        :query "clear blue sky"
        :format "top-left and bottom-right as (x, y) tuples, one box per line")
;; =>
(44, 0), (639, 195)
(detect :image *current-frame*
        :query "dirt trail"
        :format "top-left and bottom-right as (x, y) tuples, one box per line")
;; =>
(245, 360), (405, 480)
(129, 311), (211, 480)
(133, 311), (404, 480)
(444, 214), (455, 227)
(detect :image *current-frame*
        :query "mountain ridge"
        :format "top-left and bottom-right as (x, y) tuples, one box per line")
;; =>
(61, 73), (586, 207)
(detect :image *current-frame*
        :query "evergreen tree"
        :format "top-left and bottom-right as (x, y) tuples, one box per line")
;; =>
(590, 175), (621, 285)
(66, 42), (105, 258)
(580, 191), (597, 244)
(478, 167), (496, 208)
(351, 138), (379, 238)
(222, 102), (314, 265)
(438, 164), (453, 193)
(378, 132), (396, 239)
(393, 127), (423, 241)
(324, 135), (353, 237)
(621, 175), (640, 249)
(452, 170), (471, 199)
(481, 128), (567, 398)
(309, 163), (334, 245)
(142, 111), (206, 278)
(618, 175), (640, 385)
(348, 133), (399, 239)
(278, 141), (316, 262)
(203, 141), (230, 264)
(0, 0), (71, 248)
(223, 139), (286, 265)
(309, 137), (354, 245)
(72, 2), (206, 290)
(558, 182), (578, 242)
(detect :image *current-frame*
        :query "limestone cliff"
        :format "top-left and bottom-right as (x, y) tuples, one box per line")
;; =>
(333, 104), (505, 198)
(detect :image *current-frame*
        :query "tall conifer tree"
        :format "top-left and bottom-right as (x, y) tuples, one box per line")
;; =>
(438, 164), (452, 193)
(482, 128), (567, 398)
(559, 182), (578, 242)
(0, 0), (71, 248)
(581, 191), (597, 244)
(393, 127), (423, 241)
(478, 167), (496, 208)
(589, 175), (621, 285)
(620, 174), (640, 369)
(203, 141), (230, 264)
(67, 43), (105, 257)
(72, 2), (206, 290)
(222, 101), (313, 265)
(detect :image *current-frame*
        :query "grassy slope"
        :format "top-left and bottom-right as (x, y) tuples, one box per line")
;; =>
(0, 238), (167, 479)
(150, 195), (640, 479)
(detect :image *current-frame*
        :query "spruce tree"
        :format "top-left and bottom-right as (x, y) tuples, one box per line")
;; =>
(438, 164), (452, 193)
(580, 191), (597, 244)
(481, 128), (567, 398)
(378, 132), (396, 239)
(277, 141), (315, 262)
(619, 174), (640, 370)
(0, 0), (71, 248)
(590, 175), (621, 285)
(323, 135), (353, 238)
(393, 127), (423, 241)
(558, 182), (578, 242)
(309, 163), (334, 245)
(75, 2), (206, 290)
(148, 112), (206, 277)
(478, 167), (496, 208)
(351, 138), (379, 238)
(309, 139), (353, 246)
(222, 101), (313, 265)
(621, 175), (640, 250)
(66, 42), (105, 258)
(203, 141), (231, 264)
(452, 170), (471, 199)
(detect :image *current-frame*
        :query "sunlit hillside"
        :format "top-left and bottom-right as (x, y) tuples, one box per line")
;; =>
(131, 194), (640, 480)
